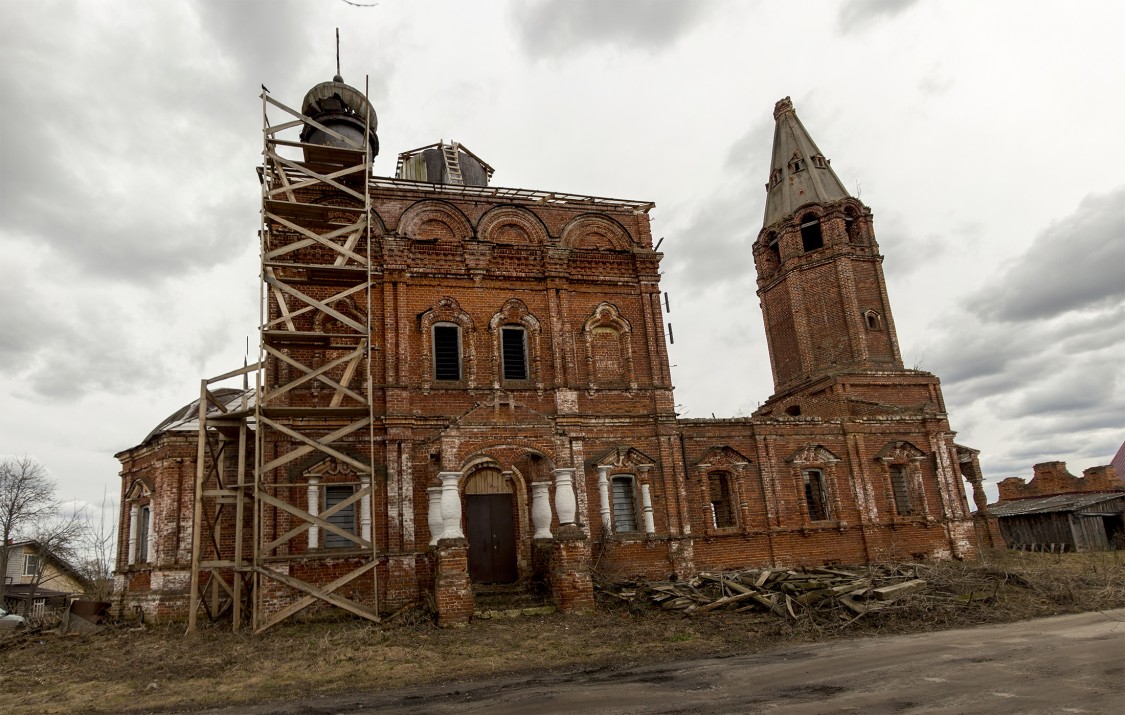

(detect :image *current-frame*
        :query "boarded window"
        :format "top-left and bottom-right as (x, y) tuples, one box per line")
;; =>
(137, 505), (151, 562)
(433, 324), (461, 381)
(709, 472), (735, 528)
(803, 469), (831, 521)
(890, 465), (913, 516)
(611, 476), (637, 533)
(501, 326), (528, 381)
(324, 486), (356, 548)
(800, 214), (823, 252)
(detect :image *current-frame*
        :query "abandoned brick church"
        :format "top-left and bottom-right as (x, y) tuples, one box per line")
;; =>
(114, 75), (984, 628)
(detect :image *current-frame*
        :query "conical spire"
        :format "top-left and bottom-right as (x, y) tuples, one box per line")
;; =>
(763, 97), (850, 227)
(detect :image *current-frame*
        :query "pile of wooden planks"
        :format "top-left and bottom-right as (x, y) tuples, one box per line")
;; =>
(599, 565), (929, 619)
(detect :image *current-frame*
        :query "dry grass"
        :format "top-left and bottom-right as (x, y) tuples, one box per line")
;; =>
(1, 551), (1122, 715)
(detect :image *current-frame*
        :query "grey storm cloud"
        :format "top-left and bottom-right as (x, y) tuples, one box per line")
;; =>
(838, 0), (922, 33)
(975, 187), (1125, 323)
(509, 0), (722, 58)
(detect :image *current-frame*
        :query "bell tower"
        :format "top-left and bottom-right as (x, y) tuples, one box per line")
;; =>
(753, 97), (906, 402)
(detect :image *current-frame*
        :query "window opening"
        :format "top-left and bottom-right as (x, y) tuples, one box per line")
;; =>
(785, 404), (802, 417)
(865, 311), (881, 331)
(800, 214), (823, 252)
(767, 233), (781, 267)
(501, 326), (528, 381)
(790, 157), (805, 173)
(611, 476), (637, 533)
(811, 154), (828, 168)
(433, 324), (462, 381)
(844, 208), (861, 243)
(803, 469), (831, 521)
(137, 505), (151, 562)
(22, 553), (40, 577)
(769, 168), (783, 187)
(324, 485), (356, 548)
(709, 472), (735, 528)
(890, 465), (913, 516)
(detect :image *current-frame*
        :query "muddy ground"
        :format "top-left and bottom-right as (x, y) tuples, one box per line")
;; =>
(1, 550), (1122, 714)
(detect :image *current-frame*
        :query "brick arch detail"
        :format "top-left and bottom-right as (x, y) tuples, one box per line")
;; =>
(398, 200), (474, 241)
(489, 298), (544, 392)
(476, 205), (549, 246)
(581, 302), (636, 393)
(559, 213), (633, 251)
(875, 440), (931, 521)
(419, 296), (477, 390)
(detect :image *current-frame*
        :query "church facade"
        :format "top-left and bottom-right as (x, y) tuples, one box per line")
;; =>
(114, 81), (983, 626)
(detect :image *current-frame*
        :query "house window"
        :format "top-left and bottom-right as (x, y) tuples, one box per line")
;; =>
(324, 485), (357, 548)
(800, 214), (823, 252)
(432, 323), (462, 381)
(803, 469), (831, 521)
(22, 553), (39, 577)
(136, 505), (151, 562)
(501, 326), (528, 381)
(709, 472), (735, 529)
(890, 465), (913, 516)
(611, 476), (638, 533)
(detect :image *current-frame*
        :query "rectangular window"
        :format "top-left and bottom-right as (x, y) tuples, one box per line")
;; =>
(22, 553), (40, 577)
(890, 465), (913, 516)
(137, 505), (151, 562)
(611, 476), (637, 533)
(803, 469), (831, 521)
(324, 485), (357, 549)
(433, 325), (461, 381)
(709, 473), (735, 528)
(501, 327), (528, 381)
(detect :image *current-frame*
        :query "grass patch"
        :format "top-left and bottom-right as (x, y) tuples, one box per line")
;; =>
(1, 551), (1122, 714)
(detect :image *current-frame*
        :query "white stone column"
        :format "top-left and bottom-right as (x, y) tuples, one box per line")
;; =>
(640, 483), (656, 535)
(597, 465), (612, 531)
(553, 468), (577, 526)
(127, 504), (139, 565)
(146, 509), (155, 563)
(531, 482), (553, 539)
(439, 471), (464, 539)
(427, 486), (444, 546)
(307, 477), (320, 549)
(360, 475), (372, 542)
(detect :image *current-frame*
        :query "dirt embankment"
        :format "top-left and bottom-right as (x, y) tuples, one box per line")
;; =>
(1, 550), (1122, 715)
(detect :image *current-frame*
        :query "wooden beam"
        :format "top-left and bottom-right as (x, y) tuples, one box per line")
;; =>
(257, 490), (370, 552)
(254, 560), (379, 632)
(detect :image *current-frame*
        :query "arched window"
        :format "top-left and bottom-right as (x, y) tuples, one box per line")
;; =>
(500, 326), (528, 381)
(789, 152), (806, 174)
(767, 232), (781, 268)
(432, 323), (463, 381)
(800, 214), (823, 252)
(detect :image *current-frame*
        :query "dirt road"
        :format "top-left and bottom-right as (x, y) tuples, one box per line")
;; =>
(186, 609), (1124, 714)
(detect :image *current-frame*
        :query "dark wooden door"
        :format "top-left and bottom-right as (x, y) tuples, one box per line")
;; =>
(466, 494), (517, 583)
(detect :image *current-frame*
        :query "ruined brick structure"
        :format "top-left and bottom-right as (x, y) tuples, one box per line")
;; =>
(114, 86), (979, 626)
(996, 462), (1123, 501)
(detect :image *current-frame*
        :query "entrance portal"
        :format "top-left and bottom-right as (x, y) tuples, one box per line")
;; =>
(465, 469), (518, 583)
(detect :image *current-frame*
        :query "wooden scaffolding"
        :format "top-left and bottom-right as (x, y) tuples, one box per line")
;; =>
(188, 83), (379, 632)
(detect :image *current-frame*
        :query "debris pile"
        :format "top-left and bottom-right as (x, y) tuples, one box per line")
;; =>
(599, 564), (938, 619)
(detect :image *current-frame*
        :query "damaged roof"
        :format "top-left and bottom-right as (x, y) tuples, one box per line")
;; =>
(988, 492), (1125, 517)
(141, 387), (255, 444)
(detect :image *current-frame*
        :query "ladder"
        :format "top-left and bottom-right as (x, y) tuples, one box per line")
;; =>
(442, 141), (464, 185)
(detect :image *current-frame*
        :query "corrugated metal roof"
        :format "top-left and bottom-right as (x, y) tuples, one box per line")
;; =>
(142, 388), (255, 443)
(989, 492), (1125, 517)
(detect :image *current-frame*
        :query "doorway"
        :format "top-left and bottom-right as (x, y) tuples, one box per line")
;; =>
(464, 469), (517, 584)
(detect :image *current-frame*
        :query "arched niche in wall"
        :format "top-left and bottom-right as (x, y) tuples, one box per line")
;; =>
(581, 302), (636, 393)
(477, 206), (549, 246)
(559, 214), (632, 251)
(398, 200), (474, 243)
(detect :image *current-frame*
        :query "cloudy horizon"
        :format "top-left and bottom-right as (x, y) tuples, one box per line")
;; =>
(1, 0), (1122, 521)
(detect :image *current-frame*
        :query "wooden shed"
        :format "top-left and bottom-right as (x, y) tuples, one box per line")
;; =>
(989, 492), (1125, 552)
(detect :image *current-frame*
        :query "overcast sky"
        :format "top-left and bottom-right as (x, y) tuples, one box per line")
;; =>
(2, 0), (1123, 522)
